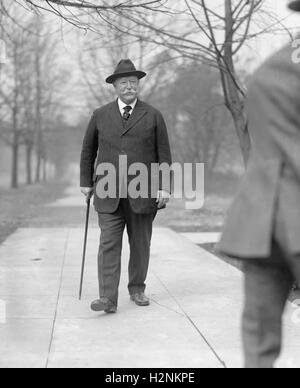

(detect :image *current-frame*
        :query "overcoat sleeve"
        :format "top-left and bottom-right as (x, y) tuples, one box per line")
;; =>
(80, 112), (99, 188)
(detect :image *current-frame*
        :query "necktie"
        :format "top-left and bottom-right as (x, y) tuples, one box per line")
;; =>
(123, 106), (132, 121)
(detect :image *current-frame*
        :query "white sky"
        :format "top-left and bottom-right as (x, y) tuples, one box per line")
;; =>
(250, 0), (300, 64)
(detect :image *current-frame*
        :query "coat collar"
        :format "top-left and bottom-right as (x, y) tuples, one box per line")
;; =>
(109, 100), (124, 131)
(117, 98), (138, 115)
(109, 99), (147, 135)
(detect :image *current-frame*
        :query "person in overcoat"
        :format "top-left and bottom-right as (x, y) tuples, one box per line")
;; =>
(218, 1), (300, 368)
(80, 59), (172, 314)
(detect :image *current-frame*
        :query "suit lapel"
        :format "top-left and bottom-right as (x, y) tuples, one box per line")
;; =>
(109, 101), (124, 133)
(122, 100), (147, 135)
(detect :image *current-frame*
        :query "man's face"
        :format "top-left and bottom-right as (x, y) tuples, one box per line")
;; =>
(114, 76), (140, 104)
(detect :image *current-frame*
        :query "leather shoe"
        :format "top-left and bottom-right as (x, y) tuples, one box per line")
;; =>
(91, 298), (117, 314)
(130, 293), (150, 307)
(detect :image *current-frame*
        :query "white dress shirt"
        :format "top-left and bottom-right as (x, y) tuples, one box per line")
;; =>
(118, 98), (138, 117)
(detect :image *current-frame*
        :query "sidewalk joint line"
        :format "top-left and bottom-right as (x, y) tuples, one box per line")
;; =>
(150, 298), (185, 317)
(152, 270), (227, 369)
(45, 230), (70, 369)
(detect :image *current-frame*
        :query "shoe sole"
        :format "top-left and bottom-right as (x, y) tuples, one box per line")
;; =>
(105, 309), (117, 314)
(130, 297), (150, 307)
(91, 303), (106, 312)
(91, 303), (117, 313)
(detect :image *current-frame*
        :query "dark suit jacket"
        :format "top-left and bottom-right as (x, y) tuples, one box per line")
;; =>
(80, 99), (172, 214)
(218, 44), (300, 258)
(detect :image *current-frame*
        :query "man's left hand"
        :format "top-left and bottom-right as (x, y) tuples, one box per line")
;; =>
(156, 190), (171, 209)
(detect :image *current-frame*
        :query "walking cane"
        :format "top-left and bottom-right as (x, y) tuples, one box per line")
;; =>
(79, 194), (92, 300)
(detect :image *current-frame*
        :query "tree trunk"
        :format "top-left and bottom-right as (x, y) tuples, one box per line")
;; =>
(35, 17), (42, 184)
(11, 143), (18, 189)
(35, 150), (41, 183)
(223, 0), (251, 165)
(11, 106), (18, 189)
(26, 145), (33, 185)
(210, 140), (221, 175)
(11, 43), (19, 189)
(224, 68), (251, 162)
(222, 69), (251, 164)
(230, 106), (251, 163)
(42, 158), (47, 182)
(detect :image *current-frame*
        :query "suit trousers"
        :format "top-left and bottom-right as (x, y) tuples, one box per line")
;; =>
(242, 211), (300, 368)
(97, 199), (156, 306)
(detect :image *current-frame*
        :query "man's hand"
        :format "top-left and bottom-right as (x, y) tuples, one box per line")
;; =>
(156, 190), (171, 209)
(81, 187), (94, 203)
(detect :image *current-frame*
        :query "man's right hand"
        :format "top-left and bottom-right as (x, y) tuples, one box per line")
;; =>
(81, 187), (94, 202)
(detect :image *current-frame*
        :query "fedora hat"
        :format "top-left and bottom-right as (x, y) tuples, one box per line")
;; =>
(288, 1), (300, 11)
(106, 59), (147, 84)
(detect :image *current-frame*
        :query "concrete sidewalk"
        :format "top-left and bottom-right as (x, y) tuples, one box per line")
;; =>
(0, 191), (299, 368)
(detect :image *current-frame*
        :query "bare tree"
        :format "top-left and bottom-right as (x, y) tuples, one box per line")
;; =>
(33, 16), (43, 183)
(0, 3), (69, 188)
(104, 0), (292, 163)
(19, 44), (36, 185)
(0, 6), (34, 188)
(5, 0), (293, 164)
(4, 0), (166, 31)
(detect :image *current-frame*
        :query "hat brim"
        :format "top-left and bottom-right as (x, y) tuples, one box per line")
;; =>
(106, 71), (147, 84)
(288, 1), (300, 11)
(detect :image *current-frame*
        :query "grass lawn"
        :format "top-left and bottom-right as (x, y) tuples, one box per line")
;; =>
(0, 180), (66, 244)
(156, 173), (238, 233)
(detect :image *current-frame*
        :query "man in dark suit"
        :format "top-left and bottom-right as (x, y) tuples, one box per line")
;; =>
(80, 59), (172, 314)
(218, 1), (300, 368)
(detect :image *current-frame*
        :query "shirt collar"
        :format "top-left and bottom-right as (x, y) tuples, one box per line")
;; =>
(118, 98), (138, 114)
